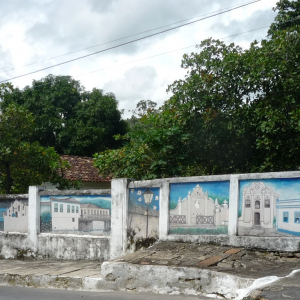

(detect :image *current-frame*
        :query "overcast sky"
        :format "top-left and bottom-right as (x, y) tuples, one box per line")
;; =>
(0, 0), (278, 118)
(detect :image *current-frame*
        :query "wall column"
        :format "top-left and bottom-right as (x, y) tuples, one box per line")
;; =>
(110, 178), (131, 260)
(28, 186), (43, 251)
(228, 175), (239, 236)
(159, 180), (169, 240)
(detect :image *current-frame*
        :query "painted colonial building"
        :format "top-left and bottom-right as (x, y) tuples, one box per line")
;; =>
(50, 197), (80, 231)
(3, 200), (28, 233)
(79, 203), (110, 232)
(276, 199), (300, 236)
(80, 203), (109, 216)
(170, 185), (229, 226)
(238, 182), (278, 229)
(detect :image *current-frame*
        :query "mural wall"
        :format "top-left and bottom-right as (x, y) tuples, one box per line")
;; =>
(128, 188), (160, 238)
(169, 182), (230, 235)
(0, 199), (29, 233)
(40, 195), (111, 235)
(238, 178), (300, 237)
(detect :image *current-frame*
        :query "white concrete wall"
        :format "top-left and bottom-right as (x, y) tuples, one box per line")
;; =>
(0, 232), (110, 260)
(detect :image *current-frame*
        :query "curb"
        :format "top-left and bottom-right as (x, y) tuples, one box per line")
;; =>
(101, 261), (255, 298)
(0, 273), (107, 292)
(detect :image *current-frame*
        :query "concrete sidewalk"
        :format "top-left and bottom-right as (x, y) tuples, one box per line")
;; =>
(1, 241), (300, 299)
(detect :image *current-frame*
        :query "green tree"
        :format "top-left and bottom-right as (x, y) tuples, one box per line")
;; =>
(94, 5), (300, 178)
(0, 103), (77, 194)
(1, 75), (127, 156)
(268, 0), (300, 37)
(126, 100), (158, 131)
(59, 88), (128, 156)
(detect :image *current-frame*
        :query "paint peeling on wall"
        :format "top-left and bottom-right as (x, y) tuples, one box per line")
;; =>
(128, 188), (160, 239)
(169, 182), (230, 235)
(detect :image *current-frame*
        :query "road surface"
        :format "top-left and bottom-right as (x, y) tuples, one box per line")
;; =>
(0, 286), (214, 300)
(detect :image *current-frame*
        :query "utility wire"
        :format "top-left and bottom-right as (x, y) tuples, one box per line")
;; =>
(75, 26), (270, 78)
(1, 0), (260, 74)
(0, 25), (268, 96)
(0, 0), (261, 84)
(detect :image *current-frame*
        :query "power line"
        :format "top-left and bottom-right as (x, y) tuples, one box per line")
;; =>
(0, 25), (269, 96)
(0, 0), (261, 84)
(74, 26), (270, 78)
(1, 0), (260, 74)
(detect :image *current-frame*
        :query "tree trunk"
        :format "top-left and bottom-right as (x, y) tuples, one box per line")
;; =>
(5, 163), (12, 194)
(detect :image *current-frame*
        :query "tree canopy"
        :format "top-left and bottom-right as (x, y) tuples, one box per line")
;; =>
(1, 75), (128, 156)
(94, 0), (300, 179)
(0, 102), (77, 194)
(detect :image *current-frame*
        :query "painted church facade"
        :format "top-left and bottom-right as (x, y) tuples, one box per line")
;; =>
(170, 185), (229, 226)
(238, 182), (278, 229)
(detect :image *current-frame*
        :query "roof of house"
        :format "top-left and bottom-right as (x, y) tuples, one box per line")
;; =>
(80, 203), (107, 209)
(50, 197), (80, 204)
(129, 205), (159, 217)
(60, 155), (111, 183)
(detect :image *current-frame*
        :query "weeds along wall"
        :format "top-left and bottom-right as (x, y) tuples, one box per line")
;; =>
(0, 187), (111, 260)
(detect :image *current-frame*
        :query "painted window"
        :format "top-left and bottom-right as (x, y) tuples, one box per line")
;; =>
(54, 203), (58, 212)
(76, 206), (79, 214)
(245, 199), (251, 207)
(295, 212), (300, 223)
(72, 206), (75, 213)
(283, 212), (289, 223)
(264, 199), (270, 208)
(60, 204), (63, 213)
(255, 201), (260, 209)
(67, 205), (70, 213)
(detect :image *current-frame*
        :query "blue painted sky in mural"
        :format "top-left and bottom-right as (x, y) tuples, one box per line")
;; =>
(40, 195), (111, 214)
(239, 178), (300, 210)
(170, 181), (230, 209)
(129, 188), (160, 211)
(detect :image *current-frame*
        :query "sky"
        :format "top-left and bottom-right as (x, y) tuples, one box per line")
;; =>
(170, 181), (230, 209)
(0, 0), (278, 119)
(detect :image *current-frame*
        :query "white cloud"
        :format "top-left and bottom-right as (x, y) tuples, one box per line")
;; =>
(0, 0), (279, 117)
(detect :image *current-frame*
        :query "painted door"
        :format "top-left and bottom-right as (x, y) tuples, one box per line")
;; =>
(254, 212), (260, 226)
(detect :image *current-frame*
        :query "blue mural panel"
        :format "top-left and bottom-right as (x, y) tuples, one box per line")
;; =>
(128, 188), (160, 238)
(238, 178), (300, 237)
(169, 181), (230, 235)
(40, 195), (111, 234)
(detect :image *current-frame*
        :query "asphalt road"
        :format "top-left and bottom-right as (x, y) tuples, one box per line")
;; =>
(0, 286), (214, 300)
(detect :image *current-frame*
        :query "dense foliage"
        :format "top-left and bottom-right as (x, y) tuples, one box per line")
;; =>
(0, 102), (78, 194)
(94, 0), (300, 179)
(1, 75), (128, 156)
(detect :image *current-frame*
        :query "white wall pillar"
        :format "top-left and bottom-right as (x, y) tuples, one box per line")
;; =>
(228, 175), (239, 236)
(110, 178), (131, 260)
(28, 186), (42, 250)
(159, 181), (169, 240)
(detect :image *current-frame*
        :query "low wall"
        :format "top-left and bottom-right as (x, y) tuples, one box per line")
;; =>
(0, 232), (110, 260)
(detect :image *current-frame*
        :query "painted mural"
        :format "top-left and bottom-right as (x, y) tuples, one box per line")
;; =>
(40, 195), (111, 235)
(169, 182), (230, 235)
(128, 188), (160, 238)
(0, 199), (29, 233)
(238, 178), (300, 237)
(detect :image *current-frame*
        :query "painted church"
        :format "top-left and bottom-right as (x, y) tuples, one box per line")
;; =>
(170, 185), (229, 226)
(238, 182), (278, 229)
